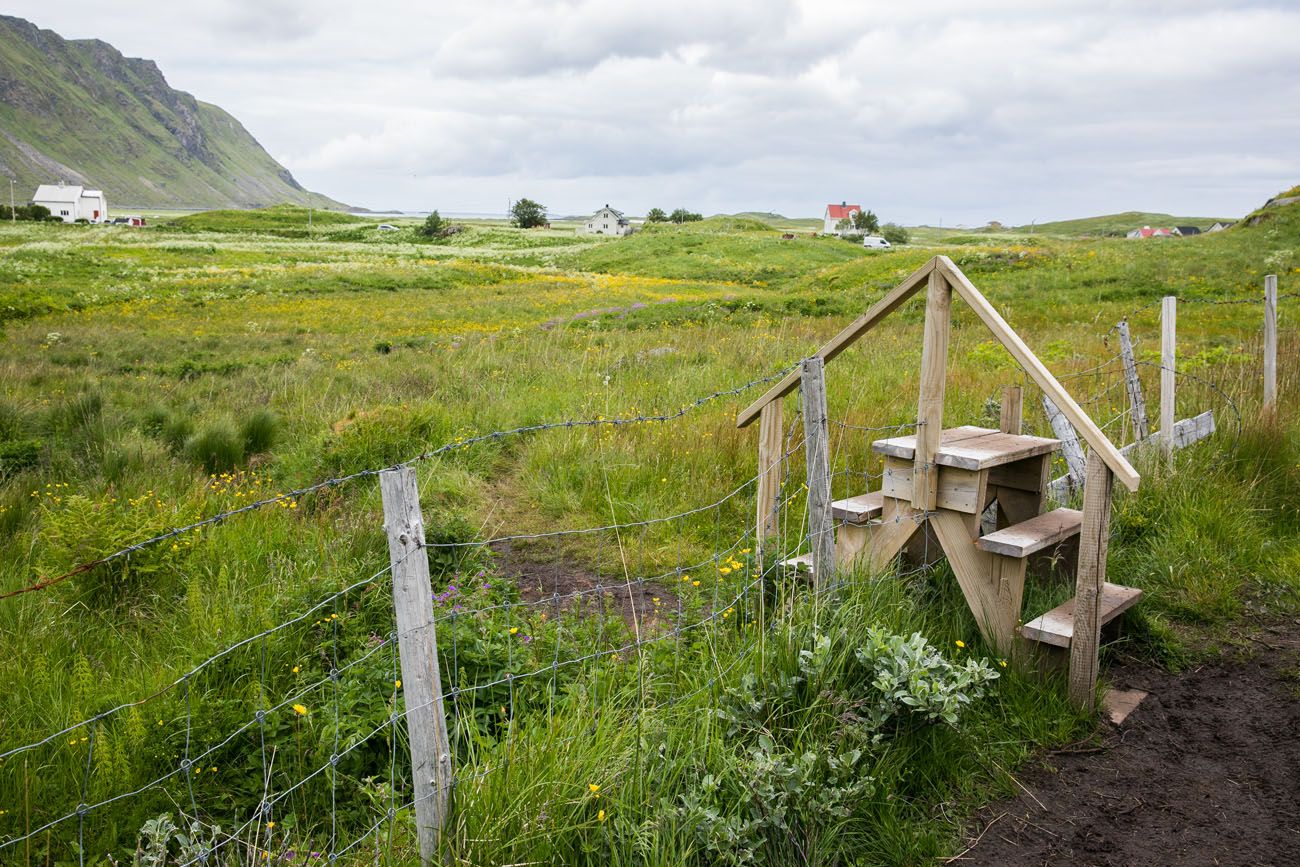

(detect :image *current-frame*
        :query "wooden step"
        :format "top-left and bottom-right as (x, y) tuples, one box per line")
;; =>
(976, 508), (1082, 558)
(831, 491), (884, 524)
(781, 553), (813, 573)
(1020, 583), (1143, 648)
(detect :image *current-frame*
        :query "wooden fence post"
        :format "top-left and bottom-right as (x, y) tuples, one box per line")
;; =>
(1116, 320), (1149, 441)
(1264, 274), (1278, 412)
(1068, 449), (1115, 710)
(1161, 296), (1176, 464)
(380, 467), (451, 865)
(1043, 395), (1086, 493)
(800, 358), (834, 589)
(913, 268), (952, 511)
(755, 402), (783, 559)
(999, 385), (1023, 435)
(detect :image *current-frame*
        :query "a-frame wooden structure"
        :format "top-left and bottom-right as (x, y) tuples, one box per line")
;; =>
(741, 256), (1141, 709)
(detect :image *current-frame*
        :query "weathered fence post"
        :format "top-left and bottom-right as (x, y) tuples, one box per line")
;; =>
(999, 385), (1023, 435)
(380, 467), (451, 865)
(913, 268), (952, 511)
(1264, 274), (1278, 413)
(1116, 320), (1149, 441)
(1161, 296), (1177, 464)
(1068, 449), (1115, 710)
(1043, 395), (1086, 494)
(800, 358), (834, 589)
(755, 402), (783, 560)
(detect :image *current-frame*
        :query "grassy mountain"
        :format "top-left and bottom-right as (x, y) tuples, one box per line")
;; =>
(0, 15), (345, 210)
(1013, 210), (1233, 237)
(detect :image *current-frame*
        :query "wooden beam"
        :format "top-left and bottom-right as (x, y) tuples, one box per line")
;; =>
(801, 358), (835, 589)
(1067, 450), (1114, 710)
(1116, 320), (1149, 441)
(930, 510), (1026, 653)
(999, 385), (1023, 435)
(938, 257), (1140, 492)
(913, 269), (952, 510)
(1264, 274), (1278, 412)
(755, 401), (783, 559)
(1042, 395), (1086, 493)
(1161, 296), (1176, 464)
(736, 257), (937, 427)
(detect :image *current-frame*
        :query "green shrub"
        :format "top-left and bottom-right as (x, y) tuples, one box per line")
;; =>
(185, 421), (245, 473)
(0, 438), (42, 476)
(239, 409), (279, 456)
(316, 404), (453, 477)
(880, 223), (911, 244)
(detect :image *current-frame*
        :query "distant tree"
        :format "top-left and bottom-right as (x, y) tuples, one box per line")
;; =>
(510, 198), (547, 228)
(417, 210), (446, 237)
(880, 223), (910, 245)
(670, 208), (703, 223)
(645, 207), (668, 223)
(1, 203), (50, 221)
(852, 209), (880, 234)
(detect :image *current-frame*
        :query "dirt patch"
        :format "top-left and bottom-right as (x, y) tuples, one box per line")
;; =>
(492, 540), (680, 633)
(961, 619), (1300, 866)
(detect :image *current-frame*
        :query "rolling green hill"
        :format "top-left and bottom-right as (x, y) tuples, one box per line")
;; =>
(0, 15), (345, 210)
(1014, 211), (1233, 237)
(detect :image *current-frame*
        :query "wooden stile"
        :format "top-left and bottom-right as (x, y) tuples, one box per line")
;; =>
(1161, 296), (1176, 463)
(380, 468), (451, 865)
(999, 385), (1023, 435)
(755, 401), (783, 558)
(800, 358), (835, 588)
(1264, 275), (1278, 412)
(913, 269), (952, 510)
(1068, 450), (1115, 710)
(1116, 320), (1149, 441)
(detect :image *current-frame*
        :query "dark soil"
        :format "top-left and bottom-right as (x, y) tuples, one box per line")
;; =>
(961, 619), (1300, 866)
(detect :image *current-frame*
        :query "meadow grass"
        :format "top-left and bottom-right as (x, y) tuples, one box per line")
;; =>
(0, 200), (1297, 864)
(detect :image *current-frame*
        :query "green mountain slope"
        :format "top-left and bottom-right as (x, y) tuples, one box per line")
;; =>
(1014, 211), (1233, 237)
(0, 15), (345, 210)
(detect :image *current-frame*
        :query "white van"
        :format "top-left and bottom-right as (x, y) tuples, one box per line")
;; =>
(862, 236), (891, 249)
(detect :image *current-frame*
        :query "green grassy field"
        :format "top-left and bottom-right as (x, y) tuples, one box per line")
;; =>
(0, 198), (1297, 864)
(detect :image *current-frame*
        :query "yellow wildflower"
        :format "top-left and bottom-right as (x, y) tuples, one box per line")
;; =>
(509, 626), (519, 635)
(598, 809), (606, 823)
(292, 704), (308, 716)
(588, 783), (600, 793)
(955, 640), (966, 649)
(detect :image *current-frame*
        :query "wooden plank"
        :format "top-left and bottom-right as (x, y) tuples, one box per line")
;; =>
(976, 508), (1082, 557)
(1042, 396), (1086, 493)
(987, 454), (1051, 493)
(755, 401), (783, 558)
(1161, 296), (1176, 463)
(380, 467), (451, 864)
(930, 510), (1026, 653)
(939, 256), (1140, 492)
(936, 466), (985, 514)
(1000, 385), (1023, 435)
(801, 358), (834, 589)
(1021, 582), (1142, 649)
(1068, 451), (1116, 710)
(834, 499), (922, 573)
(913, 268), (952, 510)
(831, 491), (884, 524)
(880, 456), (913, 501)
(872, 425), (989, 460)
(873, 426), (1057, 470)
(1120, 410), (1215, 455)
(782, 553), (813, 574)
(736, 258), (938, 428)
(1264, 274), (1277, 412)
(1116, 320), (1149, 441)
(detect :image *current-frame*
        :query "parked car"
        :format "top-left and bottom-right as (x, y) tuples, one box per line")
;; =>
(862, 236), (891, 249)
(376, 223), (399, 231)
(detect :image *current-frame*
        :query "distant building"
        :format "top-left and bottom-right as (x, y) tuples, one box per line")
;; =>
(33, 183), (107, 223)
(1125, 226), (1177, 239)
(1173, 226), (1201, 236)
(582, 205), (632, 236)
(823, 202), (862, 234)
(1206, 221), (1234, 233)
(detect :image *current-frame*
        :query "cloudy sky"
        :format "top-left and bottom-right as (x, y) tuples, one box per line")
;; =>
(8, 1), (1300, 222)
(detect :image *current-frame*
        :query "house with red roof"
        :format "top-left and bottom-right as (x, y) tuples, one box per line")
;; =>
(823, 201), (862, 234)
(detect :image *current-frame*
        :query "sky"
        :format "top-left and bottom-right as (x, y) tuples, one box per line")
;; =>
(7, 1), (1300, 223)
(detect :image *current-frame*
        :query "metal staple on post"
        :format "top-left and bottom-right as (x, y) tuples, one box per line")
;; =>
(379, 467), (451, 865)
(800, 357), (834, 589)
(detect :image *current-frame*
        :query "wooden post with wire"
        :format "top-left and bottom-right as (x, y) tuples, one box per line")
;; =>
(1264, 274), (1278, 413)
(913, 268), (952, 511)
(999, 385), (1023, 435)
(1068, 449), (1115, 709)
(800, 358), (834, 588)
(1161, 296), (1177, 464)
(755, 401), (783, 560)
(1116, 320), (1149, 441)
(380, 467), (451, 865)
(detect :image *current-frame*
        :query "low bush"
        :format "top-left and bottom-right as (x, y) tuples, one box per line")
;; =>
(185, 421), (245, 473)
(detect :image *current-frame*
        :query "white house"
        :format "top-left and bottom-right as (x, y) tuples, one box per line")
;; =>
(823, 202), (861, 234)
(32, 183), (108, 223)
(581, 204), (632, 236)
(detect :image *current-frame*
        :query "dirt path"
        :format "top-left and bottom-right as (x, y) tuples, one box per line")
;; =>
(961, 620), (1300, 866)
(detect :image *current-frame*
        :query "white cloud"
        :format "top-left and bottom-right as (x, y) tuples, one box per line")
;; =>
(5, 0), (1298, 220)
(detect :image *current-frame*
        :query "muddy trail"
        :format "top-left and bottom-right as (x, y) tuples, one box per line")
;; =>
(961, 619), (1300, 866)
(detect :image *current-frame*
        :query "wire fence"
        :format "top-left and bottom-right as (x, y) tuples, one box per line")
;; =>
(0, 274), (1289, 864)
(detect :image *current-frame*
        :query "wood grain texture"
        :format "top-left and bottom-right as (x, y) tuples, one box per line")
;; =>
(873, 426), (1057, 470)
(1042, 396), (1086, 492)
(1264, 274), (1277, 411)
(380, 467), (451, 863)
(939, 256), (1140, 492)
(976, 508), (1083, 557)
(735, 257), (937, 427)
(755, 401), (783, 557)
(801, 358), (835, 589)
(834, 498), (922, 573)
(913, 269), (952, 509)
(930, 510), (1026, 652)
(1000, 385), (1023, 435)
(831, 491), (884, 524)
(1117, 320), (1150, 441)
(1022, 582), (1142, 648)
(1067, 450), (1115, 710)
(1161, 296), (1177, 462)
